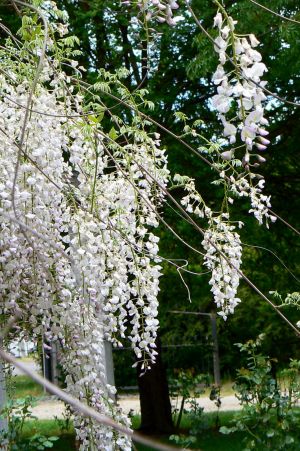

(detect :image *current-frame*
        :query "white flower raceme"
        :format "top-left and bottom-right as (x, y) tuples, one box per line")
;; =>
(179, 176), (242, 319)
(0, 79), (130, 450)
(227, 174), (277, 227)
(123, 0), (182, 25)
(211, 11), (270, 165)
(0, 31), (168, 448)
(202, 219), (242, 320)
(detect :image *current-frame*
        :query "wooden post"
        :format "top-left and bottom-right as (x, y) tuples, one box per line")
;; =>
(104, 341), (115, 400)
(0, 338), (8, 450)
(42, 342), (51, 394)
(168, 310), (222, 386)
(210, 313), (221, 386)
(42, 339), (61, 391)
(50, 342), (60, 386)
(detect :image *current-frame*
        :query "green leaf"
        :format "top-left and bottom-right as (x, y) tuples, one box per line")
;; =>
(219, 426), (233, 435)
(285, 435), (294, 444)
(109, 127), (118, 140)
(266, 429), (275, 437)
(88, 114), (98, 124)
(97, 111), (104, 122)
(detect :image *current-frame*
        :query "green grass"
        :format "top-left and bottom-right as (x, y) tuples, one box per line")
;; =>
(132, 411), (252, 450)
(18, 414), (262, 451)
(11, 373), (293, 451)
(19, 413), (249, 451)
(133, 432), (248, 451)
(12, 375), (44, 399)
(186, 411), (245, 450)
(4, 373), (261, 449)
(22, 420), (76, 450)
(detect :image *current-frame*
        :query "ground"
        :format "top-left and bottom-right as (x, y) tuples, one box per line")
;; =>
(12, 357), (242, 419)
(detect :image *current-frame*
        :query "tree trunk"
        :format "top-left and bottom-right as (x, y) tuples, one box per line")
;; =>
(136, 336), (173, 435)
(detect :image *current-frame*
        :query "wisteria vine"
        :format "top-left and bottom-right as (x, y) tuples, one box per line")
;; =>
(0, 1), (298, 450)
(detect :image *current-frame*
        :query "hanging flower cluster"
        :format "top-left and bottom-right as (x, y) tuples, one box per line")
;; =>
(220, 173), (277, 227)
(179, 176), (242, 319)
(0, 13), (168, 446)
(123, 0), (181, 25)
(68, 127), (168, 364)
(212, 10), (270, 167)
(0, 78), (130, 449)
(202, 220), (242, 320)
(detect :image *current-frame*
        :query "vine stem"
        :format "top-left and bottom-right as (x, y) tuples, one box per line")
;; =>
(0, 347), (179, 451)
(2, 77), (299, 236)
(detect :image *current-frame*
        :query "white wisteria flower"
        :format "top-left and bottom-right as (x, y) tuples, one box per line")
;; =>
(211, 10), (271, 163)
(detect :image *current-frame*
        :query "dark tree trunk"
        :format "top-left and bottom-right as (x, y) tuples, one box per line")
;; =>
(136, 336), (174, 435)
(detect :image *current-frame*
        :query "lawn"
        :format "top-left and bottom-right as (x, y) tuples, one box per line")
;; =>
(5, 376), (244, 450)
(132, 411), (251, 451)
(8, 377), (259, 450)
(13, 375), (44, 399)
(22, 420), (75, 450)
(18, 412), (254, 451)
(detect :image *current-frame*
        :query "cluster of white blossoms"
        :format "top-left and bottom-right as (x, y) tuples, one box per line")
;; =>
(179, 176), (242, 318)
(0, 25), (168, 446)
(212, 11), (270, 166)
(0, 78), (131, 449)
(68, 126), (168, 365)
(202, 219), (242, 320)
(122, 0), (181, 25)
(221, 173), (277, 227)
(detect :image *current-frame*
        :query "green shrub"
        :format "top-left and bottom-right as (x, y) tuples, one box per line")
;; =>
(220, 335), (300, 450)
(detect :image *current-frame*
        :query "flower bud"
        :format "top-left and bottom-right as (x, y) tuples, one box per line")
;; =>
(259, 136), (270, 145)
(221, 150), (233, 160)
(249, 34), (260, 47)
(255, 143), (267, 151)
(258, 127), (269, 136)
(256, 155), (266, 163)
(170, 1), (179, 9)
(213, 12), (223, 29)
(245, 137), (253, 149)
(260, 117), (269, 126)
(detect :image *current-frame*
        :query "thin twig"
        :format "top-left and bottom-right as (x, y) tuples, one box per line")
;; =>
(248, 0), (300, 25)
(93, 126), (299, 334)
